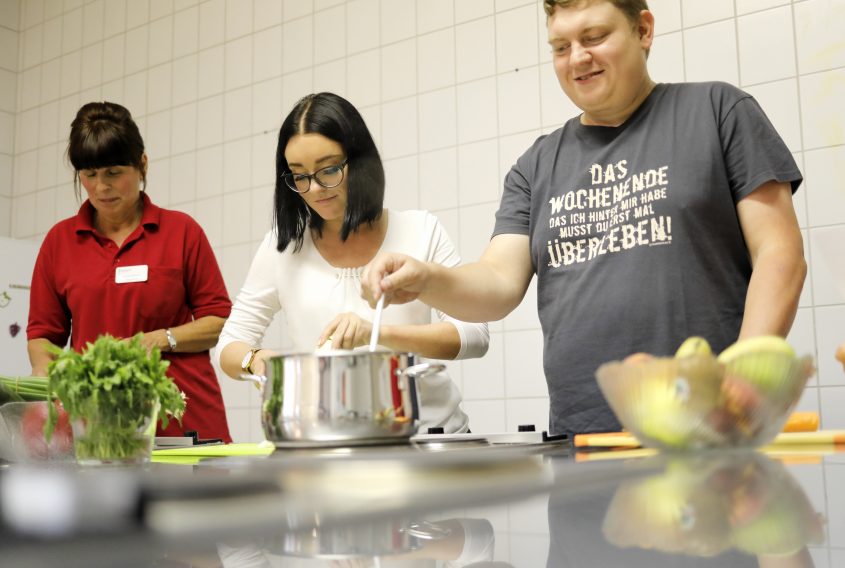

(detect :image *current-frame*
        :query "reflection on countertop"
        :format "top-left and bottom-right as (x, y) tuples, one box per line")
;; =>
(216, 517), (496, 567)
(550, 451), (824, 567)
(0, 441), (841, 567)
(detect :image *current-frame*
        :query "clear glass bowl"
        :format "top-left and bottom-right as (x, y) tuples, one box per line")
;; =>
(595, 352), (814, 450)
(71, 399), (159, 466)
(0, 401), (75, 462)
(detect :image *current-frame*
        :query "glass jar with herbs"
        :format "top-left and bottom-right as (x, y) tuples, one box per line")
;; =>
(45, 334), (186, 466)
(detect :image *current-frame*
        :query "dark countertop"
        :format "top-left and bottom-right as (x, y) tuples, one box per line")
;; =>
(1, 442), (843, 567)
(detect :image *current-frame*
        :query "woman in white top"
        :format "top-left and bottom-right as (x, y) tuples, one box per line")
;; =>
(216, 92), (488, 433)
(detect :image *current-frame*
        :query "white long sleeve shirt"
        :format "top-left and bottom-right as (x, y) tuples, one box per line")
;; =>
(216, 210), (489, 433)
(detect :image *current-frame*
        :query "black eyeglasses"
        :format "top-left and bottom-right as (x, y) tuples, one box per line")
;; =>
(282, 160), (348, 193)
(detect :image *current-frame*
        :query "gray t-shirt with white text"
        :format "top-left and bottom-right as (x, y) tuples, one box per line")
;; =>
(494, 82), (802, 435)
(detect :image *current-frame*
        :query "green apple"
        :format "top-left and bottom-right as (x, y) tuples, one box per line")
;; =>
(718, 336), (797, 397)
(634, 357), (722, 448)
(675, 336), (712, 359)
(717, 336), (794, 364)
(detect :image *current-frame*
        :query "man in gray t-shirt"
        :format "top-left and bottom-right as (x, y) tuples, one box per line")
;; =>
(361, 0), (806, 435)
(492, 81), (802, 434)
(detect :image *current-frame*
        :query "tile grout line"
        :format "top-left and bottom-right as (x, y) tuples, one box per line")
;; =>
(788, 0), (822, 416)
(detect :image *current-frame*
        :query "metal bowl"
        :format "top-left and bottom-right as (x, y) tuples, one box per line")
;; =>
(595, 351), (814, 450)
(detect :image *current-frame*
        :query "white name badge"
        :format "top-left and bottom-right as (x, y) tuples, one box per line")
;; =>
(115, 265), (149, 284)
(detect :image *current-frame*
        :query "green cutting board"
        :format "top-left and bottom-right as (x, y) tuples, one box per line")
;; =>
(152, 442), (275, 458)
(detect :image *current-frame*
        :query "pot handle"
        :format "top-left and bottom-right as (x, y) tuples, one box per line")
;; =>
(236, 373), (266, 390)
(401, 362), (446, 379)
(398, 363), (446, 422)
(401, 520), (453, 540)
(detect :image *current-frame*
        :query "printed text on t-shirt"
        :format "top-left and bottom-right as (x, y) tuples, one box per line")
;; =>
(546, 161), (672, 268)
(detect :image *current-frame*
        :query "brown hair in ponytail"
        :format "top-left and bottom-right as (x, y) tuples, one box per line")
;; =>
(67, 101), (146, 199)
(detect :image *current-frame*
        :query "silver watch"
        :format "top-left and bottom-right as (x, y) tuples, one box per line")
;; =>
(165, 328), (177, 352)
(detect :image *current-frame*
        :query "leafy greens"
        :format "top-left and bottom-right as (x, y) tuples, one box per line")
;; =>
(45, 334), (186, 461)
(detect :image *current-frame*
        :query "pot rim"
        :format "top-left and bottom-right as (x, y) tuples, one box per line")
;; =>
(267, 348), (413, 358)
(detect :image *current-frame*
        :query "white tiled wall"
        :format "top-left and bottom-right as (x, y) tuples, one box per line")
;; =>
(2, 0), (845, 440)
(0, 0), (17, 236)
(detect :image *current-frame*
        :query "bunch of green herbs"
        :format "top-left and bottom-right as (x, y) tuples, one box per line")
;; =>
(45, 334), (186, 461)
(0, 375), (49, 403)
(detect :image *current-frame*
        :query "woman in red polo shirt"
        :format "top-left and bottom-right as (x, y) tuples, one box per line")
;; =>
(26, 101), (232, 443)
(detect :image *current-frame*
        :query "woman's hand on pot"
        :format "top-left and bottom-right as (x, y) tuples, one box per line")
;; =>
(250, 349), (278, 379)
(319, 313), (373, 350)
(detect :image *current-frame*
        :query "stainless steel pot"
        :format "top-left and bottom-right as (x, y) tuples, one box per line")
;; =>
(237, 350), (444, 447)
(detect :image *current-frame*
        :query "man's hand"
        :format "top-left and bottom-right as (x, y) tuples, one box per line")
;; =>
(318, 313), (373, 350)
(361, 252), (430, 308)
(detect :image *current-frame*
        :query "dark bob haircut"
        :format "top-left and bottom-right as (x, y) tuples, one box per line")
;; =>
(67, 101), (146, 200)
(273, 92), (385, 253)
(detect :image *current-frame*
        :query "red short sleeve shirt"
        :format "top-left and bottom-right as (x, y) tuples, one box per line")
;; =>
(28, 193), (233, 442)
